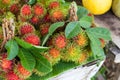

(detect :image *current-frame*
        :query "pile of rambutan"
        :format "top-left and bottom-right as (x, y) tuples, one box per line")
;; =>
(0, 0), (111, 80)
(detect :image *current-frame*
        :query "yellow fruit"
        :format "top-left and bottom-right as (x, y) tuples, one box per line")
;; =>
(82, 0), (112, 15)
(112, 0), (120, 18)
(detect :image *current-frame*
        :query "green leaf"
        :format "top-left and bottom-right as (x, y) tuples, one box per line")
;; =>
(58, 0), (65, 3)
(15, 37), (32, 49)
(41, 34), (50, 46)
(28, 0), (36, 5)
(86, 31), (105, 59)
(87, 27), (111, 40)
(32, 52), (52, 74)
(42, 22), (65, 46)
(30, 45), (49, 54)
(79, 16), (92, 28)
(15, 37), (49, 53)
(28, 61), (78, 80)
(77, 6), (89, 19)
(5, 39), (19, 60)
(65, 21), (81, 39)
(49, 22), (65, 35)
(18, 48), (36, 71)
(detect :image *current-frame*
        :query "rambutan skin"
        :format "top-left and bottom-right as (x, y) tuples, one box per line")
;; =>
(10, 4), (19, 14)
(39, 23), (50, 36)
(14, 63), (32, 79)
(6, 71), (20, 80)
(52, 33), (67, 49)
(61, 43), (81, 62)
(22, 33), (40, 46)
(33, 3), (46, 18)
(49, 7), (68, 22)
(0, 53), (13, 72)
(49, 1), (60, 9)
(20, 4), (32, 19)
(49, 48), (60, 58)
(42, 14), (51, 22)
(73, 30), (89, 48)
(43, 48), (61, 65)
(30, 16), (39, 25)
(19, 22), (35, 35)
(76, 50), (88, 64)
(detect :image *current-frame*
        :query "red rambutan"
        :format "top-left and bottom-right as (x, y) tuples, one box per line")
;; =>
(33, 3), (46, 18)
(43, 14), (51, 22)
(39, 23), (50, 36)
(10, 4), (19, 14)
(6, 71), (20, 80)
(49, 48), (60, 59)
(43, 48), (61, 65)
(30, 16), (39, 25)
(14, 63), (31, 79)
(22, 33), (40, 46)
(52, 33), (67, 49)
(0, 53), (13, 72)
(20, 4), (32, 19)
(19, 22), (35, 35)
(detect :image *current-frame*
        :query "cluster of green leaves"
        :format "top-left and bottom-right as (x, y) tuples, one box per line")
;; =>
(5, 37), (52, 74)
(65, 6), (111, 60)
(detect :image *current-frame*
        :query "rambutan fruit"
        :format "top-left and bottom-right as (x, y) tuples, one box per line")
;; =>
(52, 33), (67, 49)
(30, 16), (39, 25)
(10, 4), (19, 14)
(39, 23), (50, 36)
(22, 33), (40, 46)
(46, 38), (53, 46)
(2, 0), (10, 4)
(74, 30), (89, 48)
(19, 22), (35, 35)
(14, 63), (32, 79)
(33, 3), (46, 18)
(48, 48), (61, 65)
(33, 69), (48, 76)
(43, 14), (51, 22)
(76, 50), (88, 64)
(42, 48), (61, 66)
(61, 43), (81, 62)
(18, 15), (27, 22)
(49, 7), (68, 22)
(0, 53), (13, 72)
(48, 1), (60, 9)
(6, 71), (20, 80)
(20, 4), (32, 19)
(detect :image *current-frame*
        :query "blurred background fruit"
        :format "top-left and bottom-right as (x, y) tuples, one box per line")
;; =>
(112, 0), (120, 18)
(82, 0), (112, 15)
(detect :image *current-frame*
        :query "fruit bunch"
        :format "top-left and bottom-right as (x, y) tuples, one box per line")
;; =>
(0, 0), (111, 80)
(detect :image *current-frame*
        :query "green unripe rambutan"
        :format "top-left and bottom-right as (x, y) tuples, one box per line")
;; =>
(73, 30), (89, 48)
(61, 43), (81, 62)
(49, 7), (68, 22)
